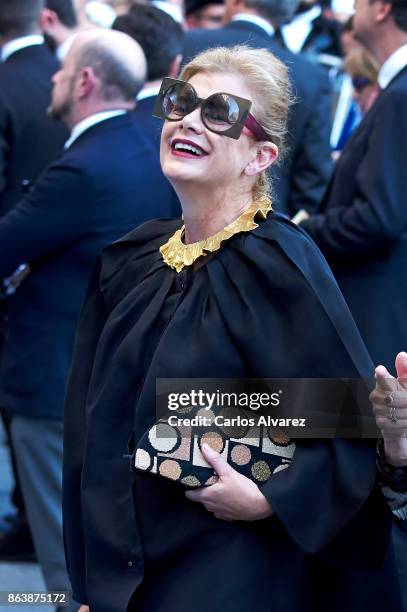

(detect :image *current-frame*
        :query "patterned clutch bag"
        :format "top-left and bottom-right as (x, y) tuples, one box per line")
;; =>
(131, 406), (296, 488)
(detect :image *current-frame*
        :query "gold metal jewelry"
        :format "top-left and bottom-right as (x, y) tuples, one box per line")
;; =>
(160, 196), (273, 273)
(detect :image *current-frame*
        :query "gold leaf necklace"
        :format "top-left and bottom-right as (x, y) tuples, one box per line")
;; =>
(160, 196), (273, 273)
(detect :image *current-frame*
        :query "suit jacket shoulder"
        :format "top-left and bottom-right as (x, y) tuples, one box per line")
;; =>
(0, 44), (68, 215)
(182, 24), (332, 216)
(0, 111), (179, 420)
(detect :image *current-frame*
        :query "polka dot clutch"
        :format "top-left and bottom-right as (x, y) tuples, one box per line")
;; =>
(131, 406), (296, 488)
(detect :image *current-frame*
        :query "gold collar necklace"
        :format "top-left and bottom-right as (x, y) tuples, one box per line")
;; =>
(160, 196), (273, 273)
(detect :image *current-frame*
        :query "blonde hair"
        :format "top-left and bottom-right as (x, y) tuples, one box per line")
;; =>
(345, 47), (379, 83)
(180, 45), (294, 200)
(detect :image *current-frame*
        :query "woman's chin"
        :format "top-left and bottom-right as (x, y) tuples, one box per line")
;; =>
(162, 162), (205, 185)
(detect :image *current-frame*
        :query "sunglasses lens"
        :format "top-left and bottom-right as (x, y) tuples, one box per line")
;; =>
(162, 83), (195, 120)
(202, 94), (240, 132)
(352, 76), (372, 91)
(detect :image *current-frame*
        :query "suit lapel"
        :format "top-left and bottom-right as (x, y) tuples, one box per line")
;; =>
(66, 113), (132, 151)
(302, 16), (326, 53)
(5, 44), (48, 63)
(225, 20), (271, 42)
(325, 66), (407, 202)
(349, 63), (407, 138)
(382, 64), (407, 90)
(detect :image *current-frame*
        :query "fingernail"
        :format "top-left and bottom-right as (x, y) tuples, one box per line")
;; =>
(202, 443), (215, 455)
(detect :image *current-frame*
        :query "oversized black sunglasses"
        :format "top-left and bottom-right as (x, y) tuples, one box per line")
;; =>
(153, 77), (271, 141)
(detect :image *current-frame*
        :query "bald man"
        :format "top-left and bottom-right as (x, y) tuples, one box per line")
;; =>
(0, 29), (177, 606)
(49, 28), (146, 126)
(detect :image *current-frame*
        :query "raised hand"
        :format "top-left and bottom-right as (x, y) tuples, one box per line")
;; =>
(370, 351), (407, 466)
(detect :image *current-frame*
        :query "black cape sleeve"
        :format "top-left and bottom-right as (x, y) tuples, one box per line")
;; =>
(64, 214), (391, 581)
(204, 214), (390, 567)
(62, 259), (110, 604)
(62, 219), (181, 603)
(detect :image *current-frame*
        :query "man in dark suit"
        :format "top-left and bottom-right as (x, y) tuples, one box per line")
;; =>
(0, 28), (176, 603)
(182, 0), (334, 217)
(0, 0), (68, 561)
(300, 0), (407, 605)
(40, 0), (78, 60)
(0, 0), (68, 216)
(113, 4), (183, 215)
(278, 0), (343, 58)
(113, 3), (183, 145)
(301, 0), (407, 372)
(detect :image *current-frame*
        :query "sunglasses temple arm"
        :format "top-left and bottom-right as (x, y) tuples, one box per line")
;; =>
(244, 113), (271, 142)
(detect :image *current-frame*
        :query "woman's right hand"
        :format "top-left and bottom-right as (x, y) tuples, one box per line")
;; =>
(185, 444), (273, 520)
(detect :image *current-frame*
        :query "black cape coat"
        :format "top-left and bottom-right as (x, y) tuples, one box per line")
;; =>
(63, 213), (402, 612)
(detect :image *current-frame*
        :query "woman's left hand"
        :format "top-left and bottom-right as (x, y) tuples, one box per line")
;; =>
(185, 444), (273, 521)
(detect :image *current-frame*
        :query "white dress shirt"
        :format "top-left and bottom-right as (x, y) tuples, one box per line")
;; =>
(85, 1), (117, 27)
(64, 110), (127, 149)
(152, 1), (183, 24)
(137, 85), (161, 102)
(281, 6), (322, 54)
(1, 35), (44, 62)
(378, 43), (407, 89)
(231, 14), (274, 36)
(56, 35), (76, 62)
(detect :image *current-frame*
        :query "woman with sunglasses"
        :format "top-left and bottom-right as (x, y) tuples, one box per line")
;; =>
(345, 47), (380, 114)
(64, 46), (401, 612)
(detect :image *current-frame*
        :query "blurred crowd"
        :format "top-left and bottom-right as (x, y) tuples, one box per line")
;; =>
(0, 0), (405, 611)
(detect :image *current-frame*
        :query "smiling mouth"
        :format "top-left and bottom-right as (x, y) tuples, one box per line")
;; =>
(171, 139), (208, 158)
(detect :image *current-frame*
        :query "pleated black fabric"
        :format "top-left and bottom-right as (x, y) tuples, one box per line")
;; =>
(63, 213), (402, 612)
